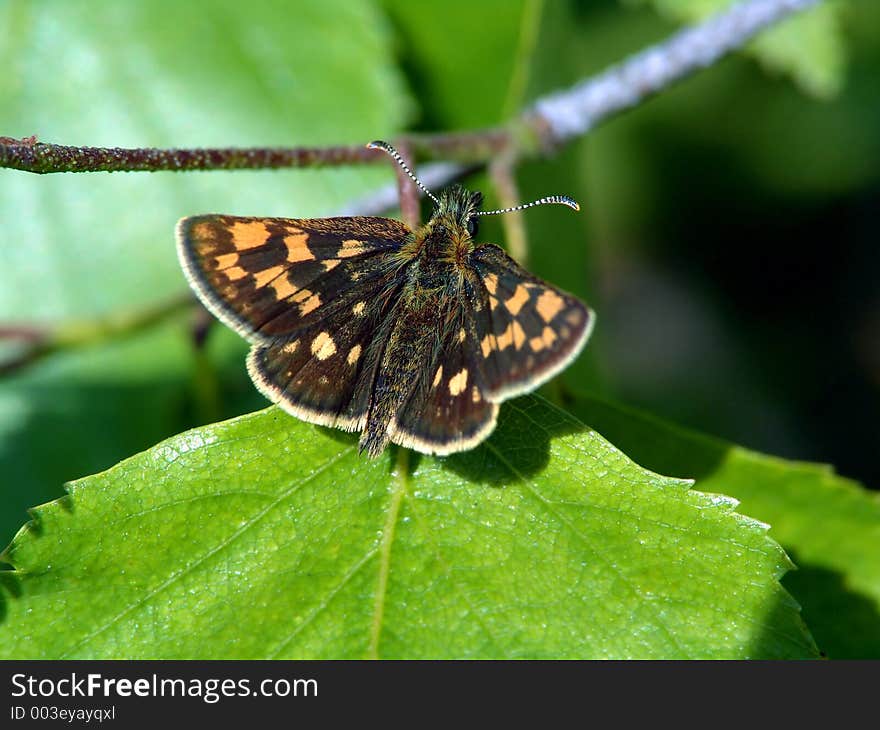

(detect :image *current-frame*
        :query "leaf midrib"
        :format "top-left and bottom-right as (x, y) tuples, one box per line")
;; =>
(367, 448), (409, 659)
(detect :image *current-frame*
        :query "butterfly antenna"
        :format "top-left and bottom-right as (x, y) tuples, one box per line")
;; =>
(476, 195), (580, 216)
(367, 140), (440, 206)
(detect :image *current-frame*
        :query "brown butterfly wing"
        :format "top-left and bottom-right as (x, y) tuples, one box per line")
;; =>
(178, 214), (410, 430)
(176, 214), (409, 344)
(246, 295), (395, 433)
(469, 244), (594, 402)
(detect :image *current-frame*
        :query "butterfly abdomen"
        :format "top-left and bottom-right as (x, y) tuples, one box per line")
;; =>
(359, 293), (440, 458)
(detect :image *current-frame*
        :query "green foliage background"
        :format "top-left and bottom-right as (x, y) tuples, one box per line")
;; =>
(0, 0), (878, 658)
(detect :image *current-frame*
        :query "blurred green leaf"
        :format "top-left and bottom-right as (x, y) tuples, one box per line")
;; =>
(0, 0), (411, 546)
(629, 0), (846, 98)
(0, 0), (410, 321)
(381, 0), (529, 129)
(0, 396), (815, 659)
(571, 393), (880, 658)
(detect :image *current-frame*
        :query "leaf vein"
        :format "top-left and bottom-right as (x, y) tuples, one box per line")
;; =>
(56, 445), (355, 658)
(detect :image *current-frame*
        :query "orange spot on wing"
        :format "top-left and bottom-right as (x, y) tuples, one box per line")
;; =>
(337, 239), (365, 258)
(448, 368), (468, 396)
(566, 309), (584, 326)
(529, 327), (558, 352)
(229, 220), (271, 250)
(224, 266), (248, 281)
(284, 230), (314, 262)
(253, 266), (284, 287)
(213, 253), (240, 270)
(481, 333), (497, 357)
(271, 276), (298, 300)
(300, 292), (322, 315)
(192, 222), (218, 241)
(497, 321), (527, 350)
(311, 332), (336, 360)
(536, 290), (565, 323)
(506, 284), (530, 315)
(512, 321), (526, 349)
(496, 323), (514, 350)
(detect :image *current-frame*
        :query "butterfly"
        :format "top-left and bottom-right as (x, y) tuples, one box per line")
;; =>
(176, 141), (595, 457)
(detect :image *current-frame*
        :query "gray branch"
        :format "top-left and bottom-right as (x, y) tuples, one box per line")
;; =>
(343, 0), (820, 216)
(532, 0), (820, 143)
(334, 162), (471, 216)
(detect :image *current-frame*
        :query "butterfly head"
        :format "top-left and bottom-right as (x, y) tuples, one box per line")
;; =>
(435, 185), (484, 239)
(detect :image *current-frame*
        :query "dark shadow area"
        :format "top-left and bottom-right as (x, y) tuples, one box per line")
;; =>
(621, 131), (880, 490)
(440, 396), (587, 486)
(319, 425), (361, 452)
(17, 512), (44, 540)
(56, 493), (75, 514)
(305, 394), (586, 485)
(0, 571), (23, 624)
(563, 390), (729, 481)
(781, 553), (880, 659)
(747, 583), (821, 659)
(380, 9), (448, 134)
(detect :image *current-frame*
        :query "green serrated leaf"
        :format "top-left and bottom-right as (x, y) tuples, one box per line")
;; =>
(570, 392), (880, 659)
(628, 0), (846, 98)
(0, 397), (816, 659)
